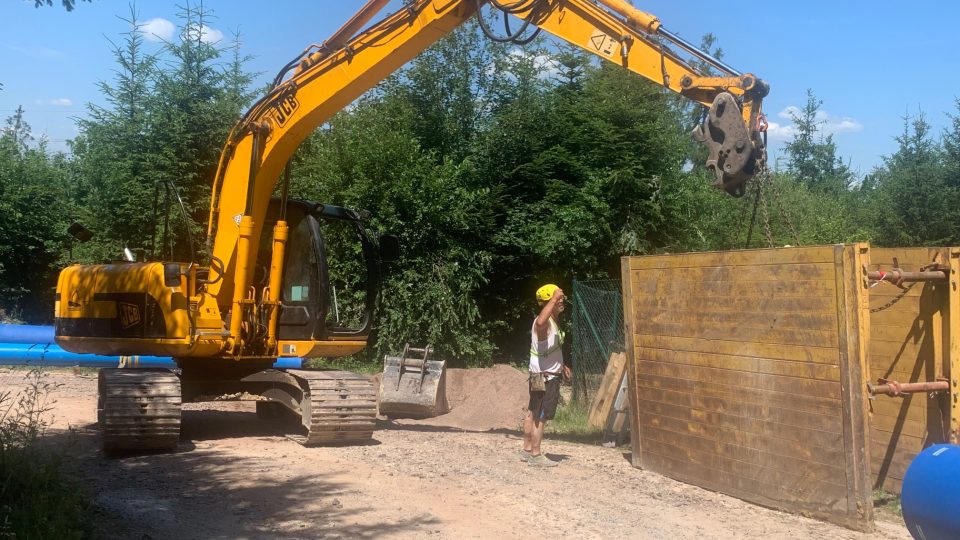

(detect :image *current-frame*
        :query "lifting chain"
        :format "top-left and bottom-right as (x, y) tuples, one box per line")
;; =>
(758, 170), (774, 248)
(869, 282), (917, 313)
(766, 167), (801, 246)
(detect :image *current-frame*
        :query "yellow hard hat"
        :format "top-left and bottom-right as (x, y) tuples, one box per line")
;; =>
(536, 284), (560, 304)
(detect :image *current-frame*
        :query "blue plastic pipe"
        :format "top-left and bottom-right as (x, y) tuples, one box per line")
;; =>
(901, 444), (960, 540)
(0, 342), (303, 369)
(0, 324), (55, 344)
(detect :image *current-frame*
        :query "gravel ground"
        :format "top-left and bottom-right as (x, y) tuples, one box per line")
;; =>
(1, 367), (911, 540)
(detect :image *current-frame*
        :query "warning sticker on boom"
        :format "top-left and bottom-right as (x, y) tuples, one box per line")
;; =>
(589, 31), (617, 57)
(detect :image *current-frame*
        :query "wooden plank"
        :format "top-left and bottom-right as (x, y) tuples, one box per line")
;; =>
(640, 448), (855, 524)
(646, 308), (838, 332)
(948, 248), (960, 444)
(634, 334), (840, 365)
(637, 346), (841, 382)
(627, 246), (838, 269)
(868, 364), (938, 382)
(870, 395), (941, 418)
(835, 243), (873, 524)
(638, 371), (841, 416)
(624, 246), (872, 530)
(867, 247), (952, 494)
(871, 431), (928, 454)
(870, 248), (939, 269)
(631, 262), (837, 282)
(630, 294), (835, 315)
(631, 278), (837, 299)
(870, 431), (933, 493)
(640, 425), (847, 484)
(636, 358), (843, 399)
(639, 320), (839, 349)
(587, 352), (626, 429)
(622, 256), (642, 467)
(636, 386), (843, 435)
(637, 397), (844, 455)
(871, 322), (939, 342)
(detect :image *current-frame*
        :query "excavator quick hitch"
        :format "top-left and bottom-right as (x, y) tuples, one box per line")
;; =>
(693, 92), (764, 197)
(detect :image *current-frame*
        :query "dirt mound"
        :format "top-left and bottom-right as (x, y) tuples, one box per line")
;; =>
(380, 364), (528, 432)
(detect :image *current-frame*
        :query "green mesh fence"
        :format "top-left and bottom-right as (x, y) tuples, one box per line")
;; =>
(570, 279), (624, 405)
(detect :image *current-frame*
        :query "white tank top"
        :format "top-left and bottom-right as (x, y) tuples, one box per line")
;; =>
(530, 318), (564, 379)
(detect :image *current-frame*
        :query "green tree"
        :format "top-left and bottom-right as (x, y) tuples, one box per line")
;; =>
(72, 3), (256, 263)
(783, 89), (854, 194)
(0, 107), (73, 321)
(71, 7), (158, 262)
(869, 112), (954, 246)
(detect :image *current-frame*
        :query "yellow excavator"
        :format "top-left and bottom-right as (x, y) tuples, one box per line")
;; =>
(54, 0), (769, 450)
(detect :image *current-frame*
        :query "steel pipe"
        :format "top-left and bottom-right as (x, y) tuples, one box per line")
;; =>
(867, 379), (949, 397)
(867, 269), (948, 284)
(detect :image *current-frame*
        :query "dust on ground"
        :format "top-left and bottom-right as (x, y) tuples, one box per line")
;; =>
(1, 367), (910, 540)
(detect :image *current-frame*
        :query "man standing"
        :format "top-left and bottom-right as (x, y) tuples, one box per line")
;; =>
(521, 283), (572, 467)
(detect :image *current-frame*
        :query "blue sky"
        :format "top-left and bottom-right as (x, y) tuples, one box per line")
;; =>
(2, 0), (959, 177)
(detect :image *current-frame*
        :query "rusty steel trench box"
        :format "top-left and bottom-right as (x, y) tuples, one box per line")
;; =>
(620, 244), (959, 531)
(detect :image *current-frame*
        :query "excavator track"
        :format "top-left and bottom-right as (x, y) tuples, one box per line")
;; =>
(286, 369), (377, 445)
(97, 368), (181, 452)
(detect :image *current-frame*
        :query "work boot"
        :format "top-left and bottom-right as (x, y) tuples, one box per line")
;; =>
(527, 454), (558, 467)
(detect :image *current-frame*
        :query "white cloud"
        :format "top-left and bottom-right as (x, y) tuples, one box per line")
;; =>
(767, 105), (863, 140)
(198, 25), (224, 44)
(140, 18), (175, 42)
(178, 23), (224, 44)
(765, 121), (795, 140)
(33, 98), (74, 107)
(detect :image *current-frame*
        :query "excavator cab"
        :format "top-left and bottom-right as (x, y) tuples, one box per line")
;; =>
(259, 198), (397, 344)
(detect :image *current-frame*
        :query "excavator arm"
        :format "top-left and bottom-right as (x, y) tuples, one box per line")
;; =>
(206, 0), (768, 356)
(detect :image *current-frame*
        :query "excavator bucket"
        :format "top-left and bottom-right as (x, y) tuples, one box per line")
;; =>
(692, 91), (763, 197)
(378, 344), (448, 418)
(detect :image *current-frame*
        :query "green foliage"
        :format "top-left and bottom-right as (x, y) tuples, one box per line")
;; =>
(865, 112), (956, 246)
(0, 370), (91, 539)
(544, 400), (602, 442)
(291, 90), (495, 366)
(0, 107), (73, 322)
(33, 0), (89, 10)
(70, 3), (255, 264)
(784, 89), (854, 194)
(873, 489), (903, 520)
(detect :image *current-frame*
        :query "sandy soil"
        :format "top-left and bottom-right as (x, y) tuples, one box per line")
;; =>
(1, 367), (911, 540)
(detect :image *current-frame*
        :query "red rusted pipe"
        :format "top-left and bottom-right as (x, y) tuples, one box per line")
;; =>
(867, 269), (948, 284)
(868, 380), (949, 397)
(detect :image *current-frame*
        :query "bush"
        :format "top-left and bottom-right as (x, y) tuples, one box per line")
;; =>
(0, 369), (91, 539)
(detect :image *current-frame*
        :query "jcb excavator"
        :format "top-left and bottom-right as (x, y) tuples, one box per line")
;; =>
(55, 0), (769, 450)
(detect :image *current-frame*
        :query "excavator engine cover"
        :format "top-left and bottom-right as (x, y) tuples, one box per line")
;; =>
(693, 92), (761, 197)
(378, 344), (448, 418)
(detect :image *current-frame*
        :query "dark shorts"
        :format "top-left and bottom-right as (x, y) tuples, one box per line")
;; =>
(528, 377), (561, 421)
